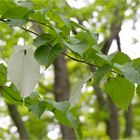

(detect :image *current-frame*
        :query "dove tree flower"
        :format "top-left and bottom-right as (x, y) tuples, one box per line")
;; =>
(7, 45), (41, 99)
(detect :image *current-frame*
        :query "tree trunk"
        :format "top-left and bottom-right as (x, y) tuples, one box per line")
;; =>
(53, 54), (76, 140)
(7, 103), (30, 140)
(107, 97), (119, 139)
(124, 105), (132, 137)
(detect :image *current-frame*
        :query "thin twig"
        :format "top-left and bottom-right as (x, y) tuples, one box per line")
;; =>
(61, 52), (99, 68)
(28, 19), (54, 30)
(21, 27), (39, 36)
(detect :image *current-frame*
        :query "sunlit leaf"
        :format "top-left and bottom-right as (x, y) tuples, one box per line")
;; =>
(0, 63), (7, 86)
(114, 63), (140, 84)
(104, 76), (135, 109)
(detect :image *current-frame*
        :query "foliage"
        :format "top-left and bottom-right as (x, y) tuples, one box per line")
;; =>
(0, 0), (140, 139)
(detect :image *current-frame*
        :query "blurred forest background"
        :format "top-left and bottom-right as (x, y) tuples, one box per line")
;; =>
(0, 0), (140, 140)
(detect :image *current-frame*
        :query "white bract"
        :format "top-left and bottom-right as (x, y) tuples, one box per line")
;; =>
(7, 45), (41, 99)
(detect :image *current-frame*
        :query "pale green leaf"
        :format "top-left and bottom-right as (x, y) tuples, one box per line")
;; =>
(70, 73), (93, 107)
(104, 76), (135, 109)
(114, 63), (140, 84)
(93, 64), (111, 85)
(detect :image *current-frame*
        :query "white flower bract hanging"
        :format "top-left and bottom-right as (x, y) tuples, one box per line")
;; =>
(7, 45), (41, 99)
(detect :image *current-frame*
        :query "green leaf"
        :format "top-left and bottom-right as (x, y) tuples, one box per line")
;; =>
(17, 1), (33, 10)
(111, 52), (131, 65)
(40, 99), (82, 139)
(54, 110), (71, 127)
(45, 99), (70, 112)
(70, 73), (93, 107)
(132, 58), (140, 72)
(0, 63), (7, 86)
(70, 20), (88, 31)
(67, 112), (82, 139)
(2, 85), (22, 105)
(76, 31), (97, 46)
(136, 85), (140, 97)
(58, 13), (70, 27)
(93, 64), (111, 85)
(34, 44), (63, 68)
(104, 76), (135, 108)
(2, 6), (29, 19)
(63, 38), (87, 56)
(24, 92), (39, 105)
(29, 101), (46, 118)
(114, 63), (140, 84)
(0, 0), (16, 15)
(29, 12), (47, 23)
(7, 19), (27, 27)
(33, 33), (54, 47)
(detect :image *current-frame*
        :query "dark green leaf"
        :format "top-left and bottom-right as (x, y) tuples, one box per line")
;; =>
(33, 33), (53, 48)
(34, 44), (62, 68)
(2, 85), (22, 105)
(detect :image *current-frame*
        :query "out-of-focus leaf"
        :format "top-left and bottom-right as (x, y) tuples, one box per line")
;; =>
(2, 6), (29, 19)
(7, 19), (27, 27)
(70, 73), (93, 107)
(0, 63), (7, 86)
(17, 1), (34, 10)
(0, 0), (16, 15)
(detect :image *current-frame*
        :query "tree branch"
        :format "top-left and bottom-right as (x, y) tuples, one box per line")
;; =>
(7, 103), (30, 140)
(0, 18), (121, 75)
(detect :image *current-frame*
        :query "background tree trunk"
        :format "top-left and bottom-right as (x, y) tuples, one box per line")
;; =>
(54, 54), (76, 140)
(7, 103), (30, 140)
(124, 105), (132, 137)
